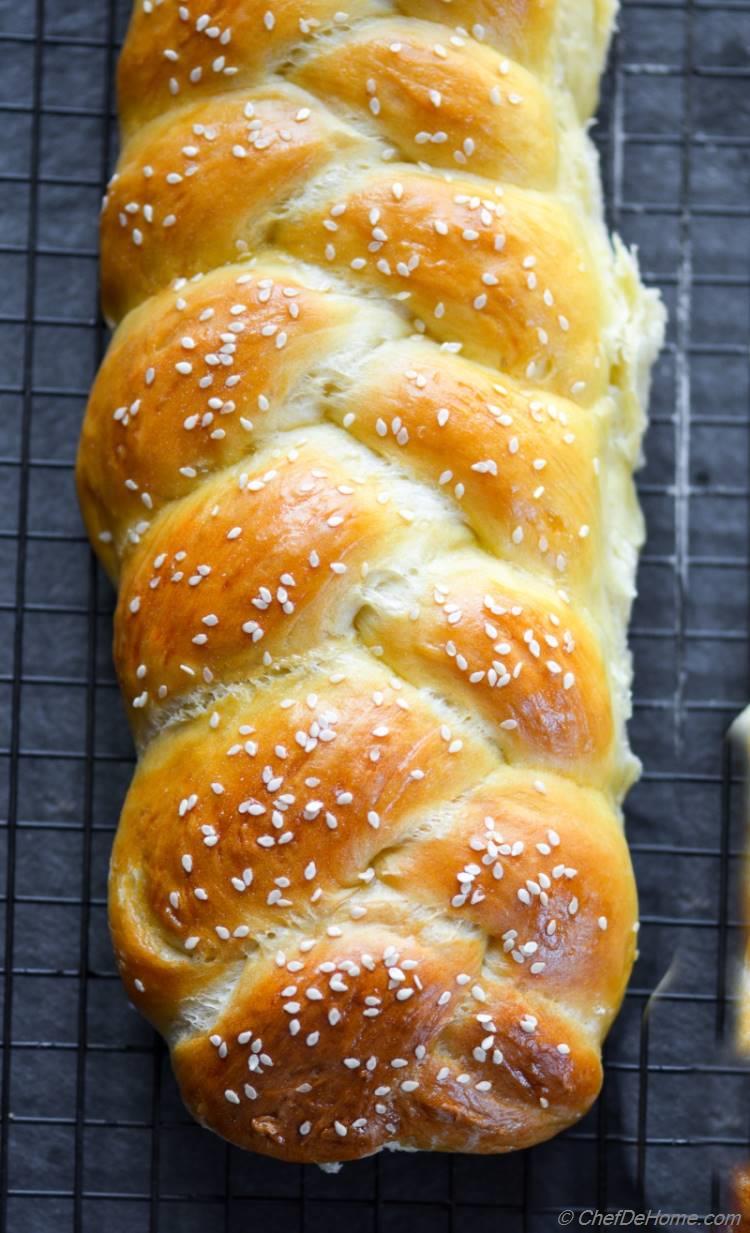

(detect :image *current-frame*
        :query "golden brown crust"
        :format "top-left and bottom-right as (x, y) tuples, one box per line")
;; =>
(117, 0), (383, 136)
(329, 339), (601, 589)
(276, 170), (608, 404)
(78, 263), (404, 577)
(80, 0), (663, 1167)
(111, 655), (633, 1027)
(170, 931), (603, 1161)
(108, 646), (634, 1156)
(290, 20), (559, 187)
(109, 649), (497, 1025)
(101, 87), (361, 322)
(118, 1), (560, 139)
(379, 768), (637, 1021)
(112, 432), (471, 738)
(358, 555), (615, 782)
(397, 0), (556, 72)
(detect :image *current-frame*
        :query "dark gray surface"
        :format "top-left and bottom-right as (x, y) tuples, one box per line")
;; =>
(0, 0), (749, 1229)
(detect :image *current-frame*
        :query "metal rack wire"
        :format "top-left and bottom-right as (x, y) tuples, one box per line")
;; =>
(0, 0), (748, 1228)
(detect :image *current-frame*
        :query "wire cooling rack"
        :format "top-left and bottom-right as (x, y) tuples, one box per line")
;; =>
(1, 0), (749, 1229)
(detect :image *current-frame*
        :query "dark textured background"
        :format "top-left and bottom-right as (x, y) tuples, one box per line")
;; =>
(0, 0), (748, 1228)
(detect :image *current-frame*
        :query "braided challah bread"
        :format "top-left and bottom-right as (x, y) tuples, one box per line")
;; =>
(77, 0), (665, 1162)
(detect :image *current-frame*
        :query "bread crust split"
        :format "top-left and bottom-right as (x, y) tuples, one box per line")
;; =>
(78, 0), (665, 1162)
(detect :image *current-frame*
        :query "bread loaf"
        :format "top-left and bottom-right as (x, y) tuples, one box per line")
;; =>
(77, 0), (665, 1161)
